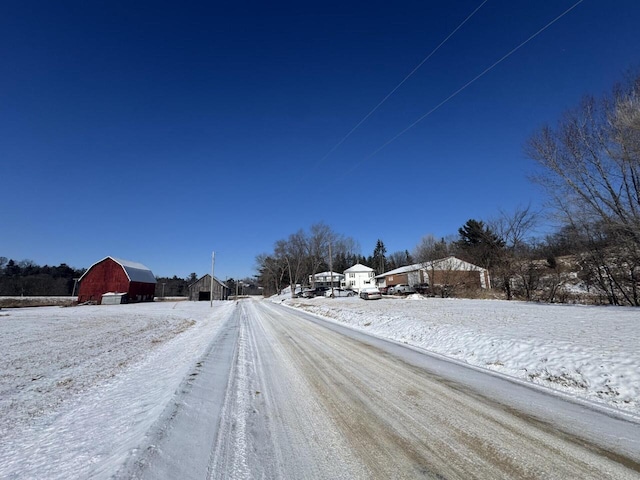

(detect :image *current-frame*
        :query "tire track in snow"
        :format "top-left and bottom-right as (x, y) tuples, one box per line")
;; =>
(208, 305), (250, 479)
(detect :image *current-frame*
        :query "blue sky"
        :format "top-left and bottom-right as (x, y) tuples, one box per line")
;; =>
(2, 0), (639, 280)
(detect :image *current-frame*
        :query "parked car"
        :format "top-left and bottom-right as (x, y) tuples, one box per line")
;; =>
(325, 288), (356, 298)
(301, 287), (329, 298)
(387, 284), (416, 295)
(359, 287), (382, 300)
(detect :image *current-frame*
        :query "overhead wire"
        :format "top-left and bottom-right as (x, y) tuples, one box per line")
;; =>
(353, 0), (585, 168)
(315, 0), (489, 167)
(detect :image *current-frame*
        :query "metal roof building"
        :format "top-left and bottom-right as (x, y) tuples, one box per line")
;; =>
(375, 256), (491, 290)
(77, 256), (156, 304)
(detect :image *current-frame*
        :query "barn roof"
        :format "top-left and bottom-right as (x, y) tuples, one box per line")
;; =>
(112, 257), (157, 283)
(79, 256), (156, 284)
(188, 274), (228, 288)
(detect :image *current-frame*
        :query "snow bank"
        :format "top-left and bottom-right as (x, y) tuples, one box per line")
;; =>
(276, 295), (640, 415)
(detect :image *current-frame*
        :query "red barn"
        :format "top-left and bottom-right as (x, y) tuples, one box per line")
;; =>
(77, 256), (156, 304)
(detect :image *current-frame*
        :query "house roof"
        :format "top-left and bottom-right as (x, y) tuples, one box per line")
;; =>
(79, 256), (156, 284)
(375, 256), (486, 278)
(427, 256), (486, 272)
(374, 263), (423, 278)
(344, 263), (374, 273)
(312, 271), (345, 277)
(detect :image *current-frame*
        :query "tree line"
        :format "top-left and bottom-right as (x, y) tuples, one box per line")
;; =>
(0, 258), (86, 296)
(257, 72), (640, 306)
(0, 257), (204, 298)
(0, 257), (263, 300)
(153, 274), (197, 298)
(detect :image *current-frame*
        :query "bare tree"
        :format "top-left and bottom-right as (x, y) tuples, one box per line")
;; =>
(491, 205), (539, 300)
(527, 73), (640, 305)
(333, 236), (360, 260)
(386, 250), (412, 270)
(414, 234), (452, 264)
(259, 223), (359, 297)
(331, 236), (361, 273)
(275, 231), (307, 298)
(305, 223), (336, 287)
(255, 253), (287, 296)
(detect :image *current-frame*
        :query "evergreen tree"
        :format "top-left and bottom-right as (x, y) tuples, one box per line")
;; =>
(372, 239), (387, 275)
(455, 219), (505, 270)
(404, 250), (414, 265)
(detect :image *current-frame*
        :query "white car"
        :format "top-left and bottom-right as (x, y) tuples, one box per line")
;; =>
(387, 284), (416, 295)
(325, 288), (356, 298)
(359, 287), (382, 300)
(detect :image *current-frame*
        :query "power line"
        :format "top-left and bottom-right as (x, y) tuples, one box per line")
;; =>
(316, 0), (489, 166)
(359, 0), (585, 164)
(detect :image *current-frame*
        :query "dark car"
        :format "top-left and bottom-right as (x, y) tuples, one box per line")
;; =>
(301, 287), (329, 298)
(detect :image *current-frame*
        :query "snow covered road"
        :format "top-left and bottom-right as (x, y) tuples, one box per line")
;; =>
(1, 299), (639, 478)
(130, 299), (639, 478)
(234, 300), (640, 479)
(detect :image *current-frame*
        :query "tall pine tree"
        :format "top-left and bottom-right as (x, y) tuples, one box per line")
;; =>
(372, 239), (387, 275)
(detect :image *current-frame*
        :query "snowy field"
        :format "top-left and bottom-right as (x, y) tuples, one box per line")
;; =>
(275, 294), (640, 416)
(0, 301), (235, 479)
(1, 296), (639, 478)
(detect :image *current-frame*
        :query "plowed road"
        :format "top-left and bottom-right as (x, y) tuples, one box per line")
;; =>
(123, 299), (640, 479)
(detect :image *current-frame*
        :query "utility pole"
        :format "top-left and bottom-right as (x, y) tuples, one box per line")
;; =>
(329, 241), (334, 297)
(210, 251), (215, 308)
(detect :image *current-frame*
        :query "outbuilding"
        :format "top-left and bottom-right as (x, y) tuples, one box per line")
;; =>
(188, 274), (229, 301)
(375, 256), (491, 292)
(77, 256), (156, 304)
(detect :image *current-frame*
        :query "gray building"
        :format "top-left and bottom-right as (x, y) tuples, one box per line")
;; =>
(189, 274), (229, 301)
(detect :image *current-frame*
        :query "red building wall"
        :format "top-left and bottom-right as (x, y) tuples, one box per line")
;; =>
(127, 281), (156, 303)
(78, 258), (154, 304)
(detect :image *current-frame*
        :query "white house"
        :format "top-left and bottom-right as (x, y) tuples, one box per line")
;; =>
(342, 263), (376, 292)
(309, 271), (345, 288)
